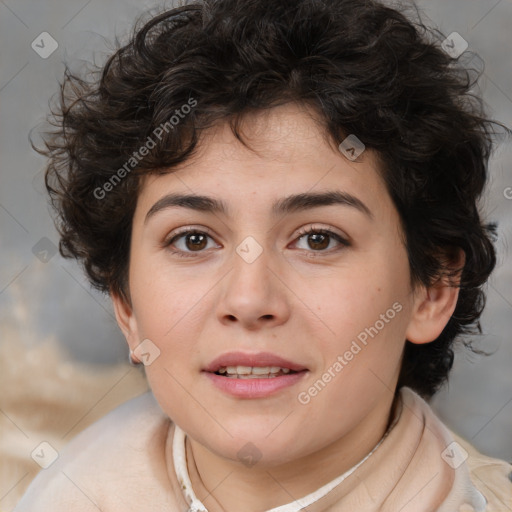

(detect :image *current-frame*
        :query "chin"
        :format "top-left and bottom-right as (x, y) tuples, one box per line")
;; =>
(193, 418), (310, 467)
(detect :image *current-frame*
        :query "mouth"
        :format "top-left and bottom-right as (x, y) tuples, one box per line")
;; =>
(203, 351), (307, 375)
(202, 351), (308, 398)
(214, 365), (298, 379)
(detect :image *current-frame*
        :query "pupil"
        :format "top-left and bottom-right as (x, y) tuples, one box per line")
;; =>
(187, 233), (207, 251)
(309, 233), (328, 250)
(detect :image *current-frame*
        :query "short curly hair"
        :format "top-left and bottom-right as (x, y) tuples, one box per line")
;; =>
(38, 0), (509, 399)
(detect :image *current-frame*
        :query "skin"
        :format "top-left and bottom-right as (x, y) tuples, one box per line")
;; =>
(112, 102), (462, 511)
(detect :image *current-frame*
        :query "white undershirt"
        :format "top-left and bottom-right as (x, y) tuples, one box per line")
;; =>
(172, 399), (402, 512)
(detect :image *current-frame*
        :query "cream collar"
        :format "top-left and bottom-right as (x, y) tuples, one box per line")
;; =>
(171, 387), (487, 512)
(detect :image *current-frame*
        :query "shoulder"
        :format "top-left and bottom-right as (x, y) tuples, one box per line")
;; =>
(400, 387), (512, 510)
(450, 431), (512, 511)
(15, 392), (177, 512)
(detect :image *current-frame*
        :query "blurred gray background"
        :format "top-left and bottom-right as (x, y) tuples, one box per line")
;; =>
(0, 0), (511, 474)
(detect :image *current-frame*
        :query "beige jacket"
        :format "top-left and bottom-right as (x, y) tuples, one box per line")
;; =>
(14, 388), (512, 511)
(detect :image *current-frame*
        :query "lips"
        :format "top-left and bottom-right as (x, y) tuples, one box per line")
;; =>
(202, 351), (308, 398)
(216, 366), (293, 378)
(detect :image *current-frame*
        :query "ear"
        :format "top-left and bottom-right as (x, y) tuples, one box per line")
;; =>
(110, 290), (141, 354)
(405, 249), (465, 344)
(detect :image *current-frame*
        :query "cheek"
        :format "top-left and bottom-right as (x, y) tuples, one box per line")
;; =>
(129, 255), (211, 340)
(315, 266), (406, 342)
(310, 250), (411, 382)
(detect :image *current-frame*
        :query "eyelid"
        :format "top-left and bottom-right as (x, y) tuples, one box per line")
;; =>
(293, 223), (348, 241)
(163, 225), (216, 245)
(291, 224), (350, 252)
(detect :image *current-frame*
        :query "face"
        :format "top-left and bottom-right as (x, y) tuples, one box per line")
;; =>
(113, 102), (451, 467)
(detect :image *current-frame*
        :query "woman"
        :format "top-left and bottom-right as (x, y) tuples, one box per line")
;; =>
(16, 0), (512, 509)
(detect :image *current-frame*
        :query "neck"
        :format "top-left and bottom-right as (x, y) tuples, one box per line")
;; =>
(185, 392), (400, 512)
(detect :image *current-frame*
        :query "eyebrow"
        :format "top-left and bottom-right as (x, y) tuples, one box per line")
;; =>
(144, 190), (373, 224)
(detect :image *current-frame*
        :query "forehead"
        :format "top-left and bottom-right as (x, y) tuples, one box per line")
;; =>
(135, 102), (392, 220)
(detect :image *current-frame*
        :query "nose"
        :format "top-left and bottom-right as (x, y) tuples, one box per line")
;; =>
(215, 240), (291, 331)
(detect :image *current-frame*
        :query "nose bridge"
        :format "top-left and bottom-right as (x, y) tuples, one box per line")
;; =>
(230, 234), (274, 298)
(217, 234), (289, 327)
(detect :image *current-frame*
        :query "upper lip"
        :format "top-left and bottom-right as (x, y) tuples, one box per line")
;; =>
(203, 351), (308, 373)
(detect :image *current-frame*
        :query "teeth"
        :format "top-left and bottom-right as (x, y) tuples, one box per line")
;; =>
(252, 366), (276, 375)
(216, 366), (294, 377)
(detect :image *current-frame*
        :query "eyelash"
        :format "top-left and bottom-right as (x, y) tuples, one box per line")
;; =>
(163, 225), (350, 259)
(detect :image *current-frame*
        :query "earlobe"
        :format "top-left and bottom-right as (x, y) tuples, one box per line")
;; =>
(110, 290), (140, 352)
(405, 250), (465, 345)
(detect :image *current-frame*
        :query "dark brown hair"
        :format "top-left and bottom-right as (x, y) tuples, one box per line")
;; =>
(37, 0), (510, 398)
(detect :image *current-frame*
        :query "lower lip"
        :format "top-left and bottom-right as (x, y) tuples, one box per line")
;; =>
(203, 371), (307, 398)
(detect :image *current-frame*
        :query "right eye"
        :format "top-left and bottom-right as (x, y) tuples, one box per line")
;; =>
(164, 228), (220, 258)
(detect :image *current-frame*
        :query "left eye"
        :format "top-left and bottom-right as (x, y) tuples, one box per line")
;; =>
(292, 227), (349, 252)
